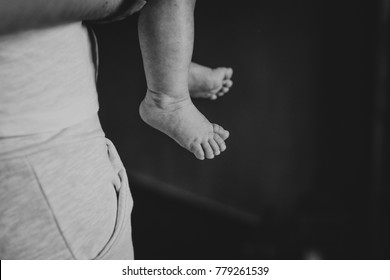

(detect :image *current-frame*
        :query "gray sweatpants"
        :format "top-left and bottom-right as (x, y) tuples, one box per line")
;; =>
(0, 116), (134, 259)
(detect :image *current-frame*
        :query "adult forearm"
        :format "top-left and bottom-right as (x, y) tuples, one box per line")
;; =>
(138, 0), (196, 99)
(0, 0), (123, 35)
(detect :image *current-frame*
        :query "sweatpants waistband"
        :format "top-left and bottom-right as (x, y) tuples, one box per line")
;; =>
(0, 114), (104, 160)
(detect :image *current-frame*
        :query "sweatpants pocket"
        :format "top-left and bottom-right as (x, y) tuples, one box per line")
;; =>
(94, 139), (134, 260)
(26, 138), (121, 259)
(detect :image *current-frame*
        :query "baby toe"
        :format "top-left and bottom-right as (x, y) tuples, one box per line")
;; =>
(217, 87), (230, 96)
(223, 79), (233, 88)
(213, 123), (230, 140)
(211, 85), (223, 95)
(225, 68), (233, 79)
(209, 138), (220, 156)
(190, 143), (204, 160)
(201, 141), (215, 159)
(214, 134), (226, 152)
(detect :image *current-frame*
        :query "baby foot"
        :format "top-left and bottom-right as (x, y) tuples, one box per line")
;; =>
(139, 90), (229, 160)
(189, 63), (233, 100)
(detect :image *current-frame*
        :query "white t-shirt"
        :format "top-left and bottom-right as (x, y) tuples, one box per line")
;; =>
(0, 23), (98, 136)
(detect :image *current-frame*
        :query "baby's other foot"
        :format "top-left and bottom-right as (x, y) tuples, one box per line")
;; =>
(189, 62), (233, 100)
(139, 90), (229, 160)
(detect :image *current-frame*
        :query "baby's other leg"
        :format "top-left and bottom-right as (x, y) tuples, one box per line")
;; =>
(189, 62), (233, 100)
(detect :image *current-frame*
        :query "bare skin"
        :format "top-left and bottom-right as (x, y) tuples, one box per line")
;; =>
(139, 90), (229, 160)
(140, 60), (234, 160)
(189, 62), (233, 100)
(138, 0), (230, 160)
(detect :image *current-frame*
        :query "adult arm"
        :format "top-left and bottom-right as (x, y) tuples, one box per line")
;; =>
(0, 0), (124, 35)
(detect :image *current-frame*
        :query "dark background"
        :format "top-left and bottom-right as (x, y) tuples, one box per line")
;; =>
(92, 0), (390, 259)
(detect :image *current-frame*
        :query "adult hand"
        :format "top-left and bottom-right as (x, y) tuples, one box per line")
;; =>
(91, 0), (147, 24)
